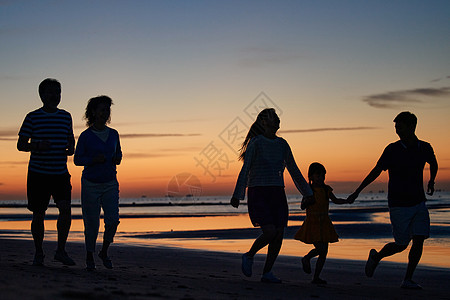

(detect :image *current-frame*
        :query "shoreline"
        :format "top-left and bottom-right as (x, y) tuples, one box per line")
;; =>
(0, 238), (448, 299)
(1, 201), (449, 220)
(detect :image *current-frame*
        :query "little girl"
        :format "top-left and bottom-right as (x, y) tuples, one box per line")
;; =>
(295, 162), (350, 284)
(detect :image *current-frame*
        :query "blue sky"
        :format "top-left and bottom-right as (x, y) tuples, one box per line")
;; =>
(1, 0), (449, 198)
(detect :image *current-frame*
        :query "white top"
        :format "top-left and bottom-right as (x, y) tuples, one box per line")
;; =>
(232, 135), (313, 200)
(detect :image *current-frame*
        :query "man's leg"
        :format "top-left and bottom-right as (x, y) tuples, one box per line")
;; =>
(54, 200), (75, 266)
(405, 235), (425, 281)
(56, 200), (72, 252)
(366, 242), (407, 277)
(31, 211), (45, 255)
(377, 242), (408, 260)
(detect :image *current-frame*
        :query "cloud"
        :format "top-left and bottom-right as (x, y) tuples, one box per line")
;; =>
(125, 147), (201, 159)
(0, 161), (27, 165)
(0, 129), (18, 141)
(0, 75), (25, 81)
(279, 127), (377, 134)
(120, 133), (201, 139)
(125, 153), (173, 159)
(103, 118), (210, 129)
(363, 87), (450, 109)
(430, 75), (450, 83)
(1, 128), (201, 141)
(238, 46), (304, 68)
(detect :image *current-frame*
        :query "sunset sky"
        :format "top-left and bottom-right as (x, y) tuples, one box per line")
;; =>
(1, 1), (449, 200)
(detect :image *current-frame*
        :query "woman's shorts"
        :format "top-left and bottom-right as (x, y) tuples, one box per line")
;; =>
(247, 186), (288, 228)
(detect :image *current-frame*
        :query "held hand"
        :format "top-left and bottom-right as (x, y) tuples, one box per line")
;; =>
(301, 195), (315, 210)
(230, 197), (240, 208)
(347, 192), (358, 204)
(426, 181), (435, 196)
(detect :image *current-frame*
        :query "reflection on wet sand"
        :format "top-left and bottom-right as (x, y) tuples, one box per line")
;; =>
(1, 213), (449, 269)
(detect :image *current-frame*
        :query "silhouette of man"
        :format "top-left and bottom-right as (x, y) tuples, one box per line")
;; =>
(347, 111), (438, 289)
(17, 78), (76, 266)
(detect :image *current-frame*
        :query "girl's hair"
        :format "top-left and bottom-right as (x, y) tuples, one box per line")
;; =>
(238, 108), (278, 161)
(84, 95), (113, 127)
(308, 162), (326, 185)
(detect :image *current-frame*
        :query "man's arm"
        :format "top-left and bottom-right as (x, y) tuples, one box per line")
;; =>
(427, 156), (438, 196)
(347, 165), (383, 203)
(17, 135), (50, 152)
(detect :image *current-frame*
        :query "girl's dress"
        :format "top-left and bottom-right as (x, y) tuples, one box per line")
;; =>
(294, 185), (339, 244)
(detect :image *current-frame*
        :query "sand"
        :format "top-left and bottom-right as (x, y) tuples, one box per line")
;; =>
(0, 238), (448, 299)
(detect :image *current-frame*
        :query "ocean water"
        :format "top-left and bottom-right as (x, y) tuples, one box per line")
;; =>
(1, 191), (449, 268)
(0, 191), (449, 221)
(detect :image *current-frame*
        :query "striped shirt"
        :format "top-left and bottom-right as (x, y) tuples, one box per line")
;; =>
(233, 135), (313, 200)
(18, 108), (74, 174)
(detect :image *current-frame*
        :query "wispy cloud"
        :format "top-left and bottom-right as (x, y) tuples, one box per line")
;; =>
(0, 129), (18, 141)
(105, 118), (210, 128)
(120, 133), (201, 139)
(125, 147), (201, 159)
(0, 161), (27, 165)
(279, 127), (377, 134)
(363, 87), (450, 109)
(238, 46), (304, 68)
(125, 153), (173, 159)
(0, 75), (26, 81)
(0, 129), (201, 141)
(430, 75), (450, 83)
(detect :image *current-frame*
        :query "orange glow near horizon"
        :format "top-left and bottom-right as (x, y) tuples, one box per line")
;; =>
(1, 126), (450, 200)
(1, 151), (449, 200)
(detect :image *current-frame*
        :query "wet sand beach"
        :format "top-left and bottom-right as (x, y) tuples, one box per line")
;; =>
(0, 238), (449, 299)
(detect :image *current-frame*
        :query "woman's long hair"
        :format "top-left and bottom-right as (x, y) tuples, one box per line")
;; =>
(238, 108), (277, 161)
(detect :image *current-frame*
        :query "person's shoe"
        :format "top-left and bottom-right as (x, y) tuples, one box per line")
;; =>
(241, 253), (253, 277)
(98, 251), (113, 269)
(33, 253), (45, 266)
(365, 249), (379, 277)
(312, 278), (327, 285)
(261, 271), (282, 283)
(301, 256), (311, 274)
(86, 258), (96, 271)
(401, 279), (422, 290)
(54, 250), (76, 266)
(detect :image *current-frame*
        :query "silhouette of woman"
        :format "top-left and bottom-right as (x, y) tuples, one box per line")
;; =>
(230, 108), (314, 283)
(74, 96), (122, 270)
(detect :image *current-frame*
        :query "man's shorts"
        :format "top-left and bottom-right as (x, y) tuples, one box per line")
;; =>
(27, 171), (72, 213)
(389, 201), (430, 246)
